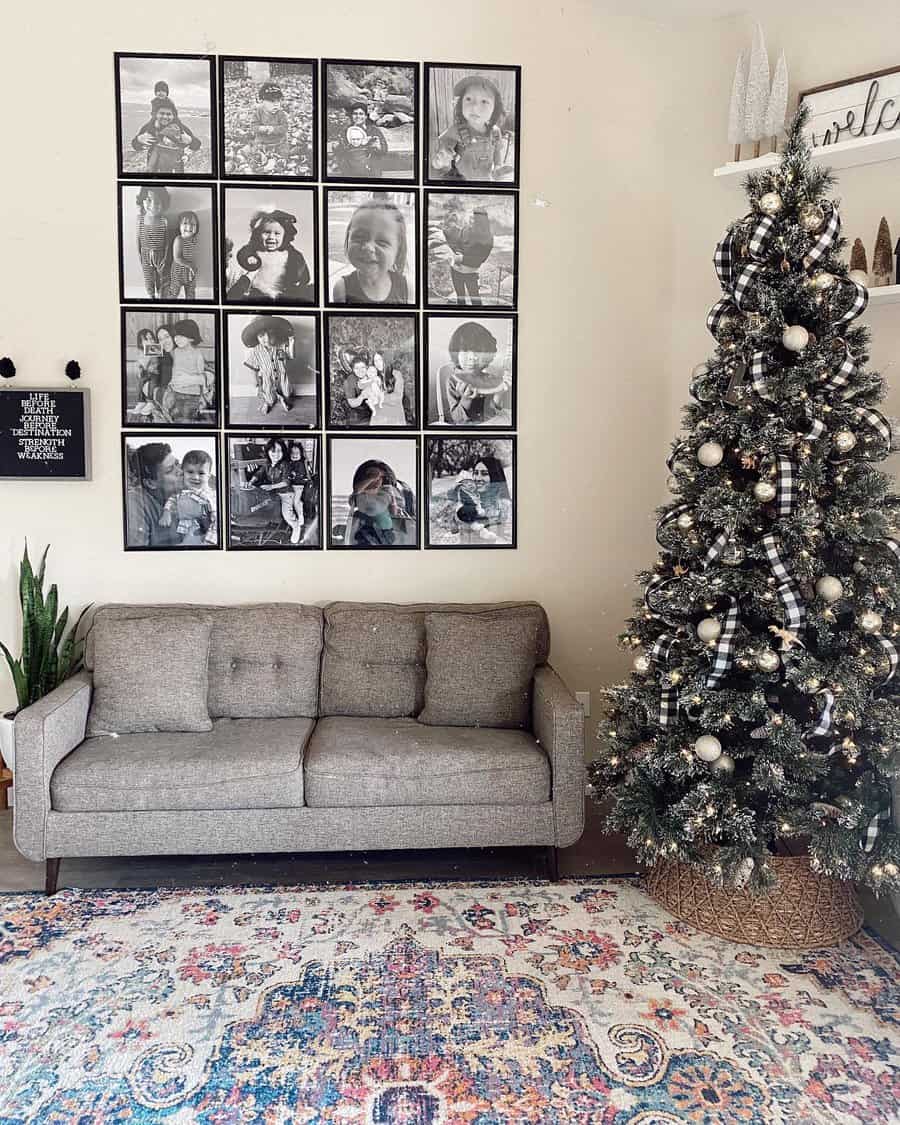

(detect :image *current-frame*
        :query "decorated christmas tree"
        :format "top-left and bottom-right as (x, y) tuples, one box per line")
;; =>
(589, 107), (899, 894)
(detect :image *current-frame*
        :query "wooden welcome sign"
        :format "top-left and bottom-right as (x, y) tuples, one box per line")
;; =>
(0, 388), (91, 480)
(800, 66), (900, 149)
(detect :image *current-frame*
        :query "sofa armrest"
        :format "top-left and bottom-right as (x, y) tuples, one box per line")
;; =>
(13, 671), (92, 861)
(533, 665), (585, 847)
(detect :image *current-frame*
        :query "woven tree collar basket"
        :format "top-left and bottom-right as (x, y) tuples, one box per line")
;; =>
(645, 853), (863, 948)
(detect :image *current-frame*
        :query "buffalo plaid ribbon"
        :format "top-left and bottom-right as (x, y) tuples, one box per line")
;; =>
(822, 342), (858, 394)
(883, 538), (900, 565)
(774, 454), (797, 517)
(803, 203), (841, 269)
(656, 503), (692, 550)
(808, 689), (836, 738)
(802, 407), (826, 441)
(666, 440), (689, 473)
(762, 532), (806, 632)
(857, 406), (893, 452)
(873, 634), (899, 684)
(863, 802), (892, 854)
(707, 217), (776, 338)
(833, 278), (869, 328)
(706, 597), (739, 688)
(651, 633), (681, 729)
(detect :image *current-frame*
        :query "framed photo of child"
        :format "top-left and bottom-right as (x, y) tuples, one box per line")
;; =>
(222, 185), (318, 306)
(324, 189), (418, 308)
(327, 435), (420, 549)
(226, 434), (322, 550)
(121, 309), (220, 428)
(424, 63), (520, 187)
(425, 435), (516, 549)
(115, 53), (217, 179)
(324, 312), (418, 430)
(224, 312), (320, 430)
(424, 313), (515, 429)
(219, 56), (317, 181)
(424, 190), (518, 309)
(322, 60), (419, 184)
(118, 184), (218, 304)
(122, 432), (222, 551)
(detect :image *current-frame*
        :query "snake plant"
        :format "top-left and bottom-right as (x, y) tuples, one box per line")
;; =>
(0, 543), (90, 713)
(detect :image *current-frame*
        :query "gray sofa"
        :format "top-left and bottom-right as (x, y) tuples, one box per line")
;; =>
(12, 601), (585, 894)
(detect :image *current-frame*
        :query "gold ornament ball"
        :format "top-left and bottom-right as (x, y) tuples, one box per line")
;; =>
(834, 430), (857, 454)
(694, 735), (723, 763)
(799, 202), (826, 232)
(709, 753), (735, 774)
(676, 512), (695, 531)
(755, 649), (781, 673)
(782, 324), (810, 353)
(858, 610), (883, 634)
(753, 480), (777, 502)
(633, 653), (652, 674)
(848, 269), (869, 287)
(759, 191), (783, 216)
(816, 575), (844, 604)
(697, 617), (722, 642)
(813, 271), (836, 291)
(697, 441), (724, 467)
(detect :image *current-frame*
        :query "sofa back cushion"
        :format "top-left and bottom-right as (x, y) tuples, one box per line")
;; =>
(86, 604), (323, 719)
(320, 601), (549, 719)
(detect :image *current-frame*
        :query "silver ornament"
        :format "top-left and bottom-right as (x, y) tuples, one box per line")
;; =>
(694, 734), (723, 763)
(753, 480), (777, 502)
(697, 617), (722, 643)
(782, 324), (809, 353)
(697, 441), (724, 467)
(815, 575), (844, 603)
(833, 430), (857, 454)
(858, 610), (883, 634)
(755, 649), (781, 673)
(633, 653), (652, 674)
(759, 191), (783, 216)
(709, 753), (735, 774)
(799, 202), (825, 232)
(721, 541), (746, 567)
(813, 271), (836, 291)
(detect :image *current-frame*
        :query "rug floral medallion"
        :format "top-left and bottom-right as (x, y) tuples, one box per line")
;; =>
(0, 877), (896, 1123)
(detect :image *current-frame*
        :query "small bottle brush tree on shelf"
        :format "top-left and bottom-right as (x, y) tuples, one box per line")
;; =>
(589, 106), (900, 895)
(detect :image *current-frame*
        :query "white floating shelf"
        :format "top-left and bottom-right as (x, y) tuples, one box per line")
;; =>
(714, 130), (900, 179)
(866, 284), (900, 307)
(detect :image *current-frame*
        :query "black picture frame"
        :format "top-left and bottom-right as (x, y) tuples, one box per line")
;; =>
(225, 433), (322, 551)
(423, 311), (516, 430)
(424, 434), (517, 549)
(218, 55), (318, 182)
(323, 188), (420, 309)
(121, 307), (221, 429)
(423, 62), (521, 188)
(221, 183), (319, 307)
(321, 58), (420, 185)
(423, 188), (518, 310)
(122, 431), (223, 551)
(118, 182), (219, 306)
(223, 310), (321, 431)
(115, 52), (218, 180)
(327, 434), (421, 549)
(323, 311), (419, 430)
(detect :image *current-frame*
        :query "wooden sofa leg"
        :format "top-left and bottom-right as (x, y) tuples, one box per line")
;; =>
(545, 846), (560, 883)
(45, 858), (60, 896)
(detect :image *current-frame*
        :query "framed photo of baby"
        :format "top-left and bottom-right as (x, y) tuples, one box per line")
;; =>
(324, 313), (418, 430)
(324, 189), (418, 308)
(122, 432), (222, 551)
(327, 436), (420, 549)
(115, 53), (216, 179)
(222, 186), (318, 306)
(425, 190), (518, 309)
(425, 313), (515, 429)
(322, 60), (419, 184)
(224, 312), (320, 430)
(425, 436), (516, 548)
(121, 309), (219, 428)
(119, 183), (218, 304)
(424, 63), (520, 187)
(226, 434), (321, 550)
(220, 56), (317, 181)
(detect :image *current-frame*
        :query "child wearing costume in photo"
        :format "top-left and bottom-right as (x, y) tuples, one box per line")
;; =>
(442, 205), (493, 305)
(447, 455), (511, 543)
(431, 321), (511, 425)
(431, 75), (513, 182)
(332, 198), (409, 305)
(159, 448), (217, 546)
(240, 82), (291, 168)
(165, 319), (212, 422)
(245, 437), (305, 545)
(331, 102), (388, 178)
(241, 315), (293, 415)
(169, 211), (199, 299)
(135, 186), (171, 299)
(349, 460), (415, 547)
(235, 208), (312, 303)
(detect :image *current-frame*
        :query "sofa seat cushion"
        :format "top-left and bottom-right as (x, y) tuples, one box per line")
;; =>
(50, 717), (314, 812)
(304, 716), (550, 808)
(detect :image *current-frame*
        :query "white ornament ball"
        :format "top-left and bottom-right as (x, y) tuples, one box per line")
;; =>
(709, 753), (735, 774)
(694, 735), (723, 763)
(753, 480), (777, 502)
(833, 430), (857, 454)
(697, 617), (722, 643)
(676, 512), (695, 531)
(759, 191), (783, 216)
(848, 269), (869, 287)
(782, 325), (810, 353)
(697, 441), (724, 468)
(859, 610), (883, 634)
(813, 271), (836, 291)
(755, 649), (781, 673)
(816, 576), (844, 603)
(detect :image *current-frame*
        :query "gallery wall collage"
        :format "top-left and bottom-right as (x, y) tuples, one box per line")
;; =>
(116, 53), (521, 551)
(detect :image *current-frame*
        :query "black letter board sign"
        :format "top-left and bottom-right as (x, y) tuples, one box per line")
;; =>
(0, 388), (91, 480)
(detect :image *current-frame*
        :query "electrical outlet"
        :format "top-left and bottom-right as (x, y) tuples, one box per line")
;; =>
(575, 691), (591, 717)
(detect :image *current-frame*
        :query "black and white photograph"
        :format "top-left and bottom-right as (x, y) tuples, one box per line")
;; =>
(122, 432), (221, 551)
(328, 436), (419, 548)
(425, 190), (518, 308)
(425, 313), (515, 428)
(222, 186), (317, 305)
(121, 309), (219, 427)
(325, 313), (417, 429)
(220, 56), (316, 180)
(225, 312), (319, 429)
(424, 63), (520, 186)
(325, 189), (418, 307)
(119, 183), (218, 304)
(425, 435), (516, 548)
(323, 60), (418, 183)
(115, 53), (216, 179)
(226, 434), (320, 550)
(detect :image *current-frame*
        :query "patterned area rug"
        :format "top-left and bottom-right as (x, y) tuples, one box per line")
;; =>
(0, 877), (897, 1123)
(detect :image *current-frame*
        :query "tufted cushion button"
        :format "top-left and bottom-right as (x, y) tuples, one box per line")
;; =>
(230, 660), (238, 671)
(273, 660), (280, 670)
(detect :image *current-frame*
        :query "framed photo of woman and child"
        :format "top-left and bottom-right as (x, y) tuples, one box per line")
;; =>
(425, 435), (516, 549)
(324, 312), (418, 430)
(226, 434), (321, 550)
(424, 190), (518, 309)
(224, 312), (320, 430)
(424, 313), (515, 429)
(327, 435), (420, 549)
(324, 189), (418, 308)
(115, 53), (217, 179)
(222, 186), (318, 306)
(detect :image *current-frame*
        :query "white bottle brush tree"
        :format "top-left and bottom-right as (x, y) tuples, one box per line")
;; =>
(589, 106), (900, 894)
